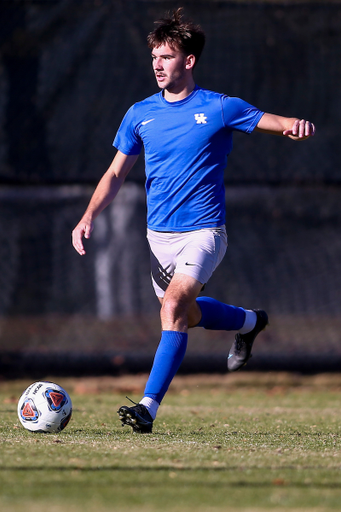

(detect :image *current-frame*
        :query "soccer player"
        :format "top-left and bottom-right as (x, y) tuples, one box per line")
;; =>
(72, 8), (315, 433)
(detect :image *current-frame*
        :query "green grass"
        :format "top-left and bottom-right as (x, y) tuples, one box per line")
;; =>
(1, 374), (341, 511)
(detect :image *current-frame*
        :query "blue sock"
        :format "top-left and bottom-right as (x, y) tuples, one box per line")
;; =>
(144, 330), (188, 404)
(196, 296), (245, 331)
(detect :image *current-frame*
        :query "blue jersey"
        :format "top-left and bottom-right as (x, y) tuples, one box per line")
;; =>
(113, 86), (263, 232)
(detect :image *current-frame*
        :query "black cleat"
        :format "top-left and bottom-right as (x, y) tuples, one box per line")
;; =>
(117, 401), (153, 433)
(227, 309), (268, 372)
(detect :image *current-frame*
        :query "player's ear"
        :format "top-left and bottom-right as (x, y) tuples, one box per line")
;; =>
(185, 54), (196, 70)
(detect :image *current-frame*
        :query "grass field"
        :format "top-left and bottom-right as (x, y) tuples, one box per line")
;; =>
(1, 372), (341, 512)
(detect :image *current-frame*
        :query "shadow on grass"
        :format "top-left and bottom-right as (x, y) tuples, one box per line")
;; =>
(1, 465), (341, 489)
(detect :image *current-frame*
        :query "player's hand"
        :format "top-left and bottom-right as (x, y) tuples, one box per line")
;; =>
(283, 119), (315, 140)
(72, 220), (93, 255)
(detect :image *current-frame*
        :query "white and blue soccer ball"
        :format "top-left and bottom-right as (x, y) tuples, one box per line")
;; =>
(17, 381), (72, 433)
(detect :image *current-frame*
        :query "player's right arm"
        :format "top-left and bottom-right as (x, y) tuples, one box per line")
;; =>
(72, 150), (139, 255)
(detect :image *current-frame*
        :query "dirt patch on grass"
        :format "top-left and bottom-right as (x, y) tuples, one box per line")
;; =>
(54, 372), (341, 395)
(3, 372), (341, 399)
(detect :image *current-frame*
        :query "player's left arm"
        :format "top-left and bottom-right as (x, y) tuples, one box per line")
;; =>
(255, 113), (315, 141)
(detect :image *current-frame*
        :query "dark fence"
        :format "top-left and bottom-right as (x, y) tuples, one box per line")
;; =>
(0, 1), (340, 376)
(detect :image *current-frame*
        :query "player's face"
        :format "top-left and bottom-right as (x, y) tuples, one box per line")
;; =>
(151, 43), (189, 92)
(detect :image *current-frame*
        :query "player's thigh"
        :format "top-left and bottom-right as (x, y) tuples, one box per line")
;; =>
(158, 274), (203, 326)
(147, 229), (177, 298)
(147, 227), (227, 299)
(161, 273), (203, 329)
(164, 272), (203, 304)
(175, 226), (227, 284)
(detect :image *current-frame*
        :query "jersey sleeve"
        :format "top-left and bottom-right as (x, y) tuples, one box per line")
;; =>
(113, 104), (143, 155)
(221, 96), (264, 133)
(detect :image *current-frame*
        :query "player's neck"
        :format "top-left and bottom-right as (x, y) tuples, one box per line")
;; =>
(163, 77), (196, 103)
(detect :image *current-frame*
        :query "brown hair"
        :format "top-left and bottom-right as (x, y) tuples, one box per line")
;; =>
(147, 8), (206, 65)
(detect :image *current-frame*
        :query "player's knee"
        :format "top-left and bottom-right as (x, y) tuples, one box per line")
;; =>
(160, 295), (188, 324)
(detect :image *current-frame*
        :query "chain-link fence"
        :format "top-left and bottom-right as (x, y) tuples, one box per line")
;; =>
(0, 1), (340, 376)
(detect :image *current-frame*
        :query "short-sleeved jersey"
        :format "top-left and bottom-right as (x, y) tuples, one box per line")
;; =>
(113, 86), (263, 232)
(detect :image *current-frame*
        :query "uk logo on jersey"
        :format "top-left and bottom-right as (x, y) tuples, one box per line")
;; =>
(194, 113), (207, 124)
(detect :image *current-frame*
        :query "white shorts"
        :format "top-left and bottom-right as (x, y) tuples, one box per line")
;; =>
(147, 226), (228, 298)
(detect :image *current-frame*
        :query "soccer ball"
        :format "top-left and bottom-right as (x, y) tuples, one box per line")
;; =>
(17, 381), (72, 433)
